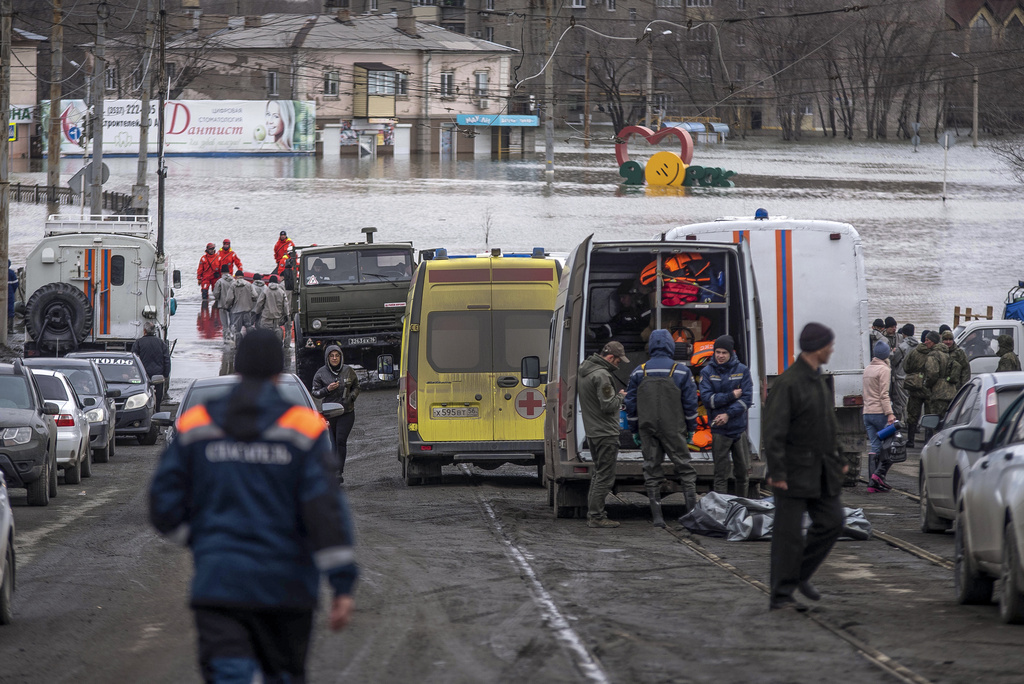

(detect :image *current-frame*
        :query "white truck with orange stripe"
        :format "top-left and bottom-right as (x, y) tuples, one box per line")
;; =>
(21, 214), (177, 357)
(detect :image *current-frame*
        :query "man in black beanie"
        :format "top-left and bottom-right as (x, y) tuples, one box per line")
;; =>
(150, 329), (358, 680)
(763, 322), (845, 611)
(698, 334), (754, 497)
(869, 318), (885, 347)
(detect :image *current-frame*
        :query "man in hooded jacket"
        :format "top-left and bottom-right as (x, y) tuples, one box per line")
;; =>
(212, 265), (235, 339)
(699, 335), (754, 498)
(230, 270), (258, 336)
(578, 341), (629, 528)
(255, 275), (290, 342)
(997, 334), (1022, 372)
(625, 329), (699, 527)
(889, 323), (916, 432)
(311, 345), (360, 482)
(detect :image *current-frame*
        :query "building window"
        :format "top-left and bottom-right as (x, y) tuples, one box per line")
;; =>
(689, 24), (712, 41)
(657, 0), (681, 7)
(629, 8), (637, 24)
(737, 0), (745, 7)
(325, 0), (349, 6)
(686, 0), (712, 6)
(734, 63), (745, 81)
(607, 0), (616, 9)
(440, 71), (454, 97)
(737, 33), (745, 46)
(415, 0), (436, 5)
(397, 72), (408, 96)
(686, 58), (709, 78)
(371, 0), (379, 9)
(368, 71), (395, 95)
(324, 70), (340, 96)
(485, 26), (494, 41)
(475, 71), (489, 97)
(572, 0), (585, 7)
(105, 66), (117, 91)
(486, 0), (494, 9)
(267, 70), (279, 96)
(801, 102), (813, 116)
(972, 15), (992, 39)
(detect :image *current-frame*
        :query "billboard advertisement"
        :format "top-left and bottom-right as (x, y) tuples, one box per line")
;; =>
(42, 99), (316, 155)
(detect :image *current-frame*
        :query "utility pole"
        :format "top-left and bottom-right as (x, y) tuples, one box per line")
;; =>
(583, 51), (590, 149)
(543, 0), (554, 179)
(971, 63), (979, 148)
(156, 0), (166, 258)
(0, 0), (11, 344)
(645, 40), (652, 128)
(47, 0), (63, 216)
(90, 1), (108, 217)
(134, 0), (156, 215)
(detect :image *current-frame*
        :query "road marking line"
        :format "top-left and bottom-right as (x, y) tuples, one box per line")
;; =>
(478, 498), (611, 684)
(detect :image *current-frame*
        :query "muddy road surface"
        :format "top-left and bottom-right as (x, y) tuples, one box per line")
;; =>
(2, 389), (1023, 683)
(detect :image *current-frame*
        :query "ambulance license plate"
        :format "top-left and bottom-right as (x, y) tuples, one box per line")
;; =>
(432, 407), (479, 419)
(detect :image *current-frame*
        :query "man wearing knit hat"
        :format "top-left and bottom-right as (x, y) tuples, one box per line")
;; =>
(150, 329), (358, 681)
(889, 323), (916, 430)
(698, 334), (754, 498)
(903, 330), (944, 447)
(883, 316), (901, 351)
(763, 322), (845, 611)
(869, 318), (885, 348)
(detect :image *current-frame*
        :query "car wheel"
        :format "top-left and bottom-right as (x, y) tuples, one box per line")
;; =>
(81, 447), (92, 479)
(0, 542), (13, 625)
(1000, 521), (1024, 624)
(920, 468), (947, 533)
(139, 424), (159, 446)
(25, 459), (49, 506)
(64, 452), (82, 485)
(955, 513), (994, 605)
(48, 454), (58, 498)
(94, 436), (111, 464)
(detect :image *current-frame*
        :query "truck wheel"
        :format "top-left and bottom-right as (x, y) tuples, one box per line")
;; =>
(955, 514), (993, 605)
(25, 459), (50, 506)
(25, 282), (94, 351)
(1000, 522), (1024, 624)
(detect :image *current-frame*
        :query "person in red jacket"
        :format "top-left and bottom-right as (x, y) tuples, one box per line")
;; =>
(274, 230), (295, 267)
(218, 239), (243, 274)
(197, 243), (220, 300)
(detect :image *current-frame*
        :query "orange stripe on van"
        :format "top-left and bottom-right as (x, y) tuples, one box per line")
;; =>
(276, 406), (327, 440)
(492, 267), (553, 282)
(429, 268), (490, 283)
(176, 405), (213, 434)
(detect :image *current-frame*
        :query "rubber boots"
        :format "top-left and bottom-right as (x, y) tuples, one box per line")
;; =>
(646, 485), (666, 528)
(684, 489), (698, 515)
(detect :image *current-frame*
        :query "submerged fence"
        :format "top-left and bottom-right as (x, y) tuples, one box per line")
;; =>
(8, 183), (134, 214)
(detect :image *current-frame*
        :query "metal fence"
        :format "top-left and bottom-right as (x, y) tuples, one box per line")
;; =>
(8, 183), (134, 214)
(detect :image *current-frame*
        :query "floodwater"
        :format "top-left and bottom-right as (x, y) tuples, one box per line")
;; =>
(7, 135), (1022, 380)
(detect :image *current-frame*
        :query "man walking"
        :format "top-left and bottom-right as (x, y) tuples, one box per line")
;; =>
(764, 323), (846, 612)
(579, 341), (629, 529)
(624, 330), (699, 527)
(150, 330), (357, 683)
(212, 265), (235, 340)
(131, 321), (171, 410)
(699, 335), (754, 498)
(197, 243), (220, 301)
(255, 275), (290, 343)
(230, 270), (258, 337)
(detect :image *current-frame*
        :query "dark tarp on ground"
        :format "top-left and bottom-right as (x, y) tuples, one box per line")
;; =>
(678, 492), (872, 541)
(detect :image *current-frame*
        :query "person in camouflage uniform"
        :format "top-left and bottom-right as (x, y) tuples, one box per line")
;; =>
(904, 331), (940, 446)
(997, 334), (1022, 372)
(941, 331), (970, 390)
(889, 323), (916, 427)
(926, 333), (956, 421)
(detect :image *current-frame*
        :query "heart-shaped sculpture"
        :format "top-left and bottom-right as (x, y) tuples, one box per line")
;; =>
(615, 125), (694, 167)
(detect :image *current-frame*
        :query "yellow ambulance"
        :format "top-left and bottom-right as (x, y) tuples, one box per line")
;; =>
(396, 249), (559, 485)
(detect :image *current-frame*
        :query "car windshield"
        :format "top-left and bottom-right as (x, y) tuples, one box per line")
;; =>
(92, 359), (144, 384)
(303, 249), (412, 286)
(34, 374), (69, 402)
(0, 376), (33, 410)
(182, 380), (310, 414)
(60, 369), (100, 396)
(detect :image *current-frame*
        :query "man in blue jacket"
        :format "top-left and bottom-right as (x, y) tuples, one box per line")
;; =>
(699, 335), (754, 497)
(625, 329), (700, 527)
(150, 329), (358, 682)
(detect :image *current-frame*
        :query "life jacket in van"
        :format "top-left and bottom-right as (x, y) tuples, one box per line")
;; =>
(688, 341), (716, 451)
(639, 254), (720, 306)
(690, 341), (715, 371)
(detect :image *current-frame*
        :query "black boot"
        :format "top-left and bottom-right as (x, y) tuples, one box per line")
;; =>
(684, 490), (698, 514)
(646, 485), (666, 528)
(867, 452), (878, 480)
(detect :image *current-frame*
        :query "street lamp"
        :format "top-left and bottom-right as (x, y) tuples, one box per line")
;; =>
(645, 29), (672, 128)
(951, 52), (979, 148)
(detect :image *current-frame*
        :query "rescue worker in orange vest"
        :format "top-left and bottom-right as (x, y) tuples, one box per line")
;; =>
(274, 230), (295, 269)
(624, 329), (700, 527)
(218, 239), (243, 275)
(197, 243), (220, 301)
(699, 335), (754, 497)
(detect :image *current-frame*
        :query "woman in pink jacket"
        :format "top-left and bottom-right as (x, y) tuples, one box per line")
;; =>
(863, 340), (896, 492)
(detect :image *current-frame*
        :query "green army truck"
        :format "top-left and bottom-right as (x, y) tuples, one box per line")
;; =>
(292, 230), (414, 389)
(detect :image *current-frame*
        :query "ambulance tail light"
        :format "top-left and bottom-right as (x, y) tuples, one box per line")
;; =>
(404, 374), (418, 424)
(557, 378), (567, 441)
(986, 387), (999, 423)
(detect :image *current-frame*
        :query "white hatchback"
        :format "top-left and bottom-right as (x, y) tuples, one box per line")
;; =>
(30, 370), (92, 485)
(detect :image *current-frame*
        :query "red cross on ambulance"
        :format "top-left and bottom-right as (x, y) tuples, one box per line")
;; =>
(515, 389), (545, 419)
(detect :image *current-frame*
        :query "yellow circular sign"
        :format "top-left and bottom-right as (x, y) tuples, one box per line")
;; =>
(645, 151), (686, 187)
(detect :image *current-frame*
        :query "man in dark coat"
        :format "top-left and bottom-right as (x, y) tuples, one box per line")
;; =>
(578, 341), (629, 528)
(764, 322), (846, 612)
(131, 321), (171, 409)
(699, 334), (754, 497)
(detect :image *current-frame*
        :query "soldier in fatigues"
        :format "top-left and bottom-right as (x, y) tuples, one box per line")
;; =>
(903, 330), (939, 447)
(578, 341), (629, 529)
(997, 334), (1022, 372)
(923, 332), (954, 422)
(889, 323), (916, 427)
(624, 329), (699, 527)
(941, 331), (970, 390)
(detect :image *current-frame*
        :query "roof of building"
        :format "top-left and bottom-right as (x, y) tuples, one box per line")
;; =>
(170, 13), (517, 54)
(946, 0), (1024, 28)
(13, 27), (47, 42)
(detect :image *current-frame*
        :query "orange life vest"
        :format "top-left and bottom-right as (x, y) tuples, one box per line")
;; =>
(640, 253), (713, 306)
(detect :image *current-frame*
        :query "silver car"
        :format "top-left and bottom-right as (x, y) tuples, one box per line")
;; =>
(0, 471), (13, 624)
(919, 372), (1024, 532)
(949, 395), (1024, 623)
(30, 370), (92, 485)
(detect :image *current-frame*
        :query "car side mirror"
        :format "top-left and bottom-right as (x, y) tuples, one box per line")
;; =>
(321, 402), (346, 419)
(82, 397), (97, 407)
(376, 354), (396, 382)
(950, 426), (984, 452)
(43, 402), (60, 416)
(521, 355), (541, 388)
(105, 388), (121, 398)
(152, 411), (174, 427)
(150, 375), (166, 385)
(172, 270), (182, 289)
(920, 414), (940, 430)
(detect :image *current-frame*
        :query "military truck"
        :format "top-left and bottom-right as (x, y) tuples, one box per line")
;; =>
(19, 214), (178, 357)
(292, 230), (414, 388)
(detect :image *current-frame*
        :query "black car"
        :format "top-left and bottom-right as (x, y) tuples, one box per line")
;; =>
(23, 358), (120, 463)
(0, 361), (60, 506)
(67, 352), (163, 446)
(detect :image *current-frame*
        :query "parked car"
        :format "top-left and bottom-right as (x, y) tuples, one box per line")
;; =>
(30, 370), (93, 485)
(0, 472), (14, 624)
(0, 361), (59, 506)
(23, 358), (119, 463)
(67, 352), (164, 446)
(918, 372), (1024, 533)
(949, 394), (1024, 623)
(154, 373), (327, 443)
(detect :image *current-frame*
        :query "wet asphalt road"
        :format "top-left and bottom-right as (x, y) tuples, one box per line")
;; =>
(2, 389), (1024, 683)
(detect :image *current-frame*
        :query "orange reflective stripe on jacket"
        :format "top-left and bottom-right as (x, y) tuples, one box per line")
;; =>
(276, 406), (327, 440)
(176, 405), (213, 434)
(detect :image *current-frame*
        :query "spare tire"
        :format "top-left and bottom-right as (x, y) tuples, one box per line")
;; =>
(25, 282), (94, 351)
